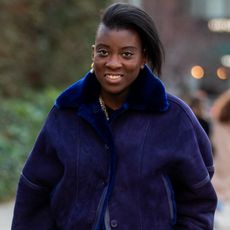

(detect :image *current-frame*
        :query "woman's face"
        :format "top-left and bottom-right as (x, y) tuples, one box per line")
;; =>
(92, 24), (146, 98)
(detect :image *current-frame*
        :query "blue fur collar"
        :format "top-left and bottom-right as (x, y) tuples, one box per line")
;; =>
(55, 65), (169, 112)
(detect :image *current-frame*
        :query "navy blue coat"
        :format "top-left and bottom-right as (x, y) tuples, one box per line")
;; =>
(12, 66), (217, 229)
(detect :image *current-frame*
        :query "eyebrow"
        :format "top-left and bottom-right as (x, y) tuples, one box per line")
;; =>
(95, 44), (138, 50)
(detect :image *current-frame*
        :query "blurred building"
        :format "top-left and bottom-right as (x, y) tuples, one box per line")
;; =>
(122, 0), (230, 97)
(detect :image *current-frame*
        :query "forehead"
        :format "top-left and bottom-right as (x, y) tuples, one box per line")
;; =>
(95, 24), (142, 48)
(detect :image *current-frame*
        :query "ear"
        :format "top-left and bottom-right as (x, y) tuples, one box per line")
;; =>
(91, 45), (95, 61)
(141, 50), (147, 69)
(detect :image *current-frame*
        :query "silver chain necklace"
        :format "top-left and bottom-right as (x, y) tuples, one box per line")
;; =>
(99, 96), (109, 121)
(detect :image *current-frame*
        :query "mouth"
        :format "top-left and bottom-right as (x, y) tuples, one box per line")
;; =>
(105, 74), (123, 80)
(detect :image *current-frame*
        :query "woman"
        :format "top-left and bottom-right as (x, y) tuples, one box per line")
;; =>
(12, 3), (217, 229)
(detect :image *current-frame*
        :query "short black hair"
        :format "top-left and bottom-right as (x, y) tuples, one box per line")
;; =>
(99, 2), (164, 76)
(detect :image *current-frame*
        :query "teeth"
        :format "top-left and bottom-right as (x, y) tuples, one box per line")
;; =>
(106, 74), (121, 79)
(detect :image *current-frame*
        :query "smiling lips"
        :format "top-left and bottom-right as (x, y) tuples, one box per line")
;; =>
(105, 74), (123, 80)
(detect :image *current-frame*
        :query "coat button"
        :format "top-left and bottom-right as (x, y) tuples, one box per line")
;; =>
(105, 144), (109, 151)
(110, 219), (118, 228)
(101, 181), (107, 186)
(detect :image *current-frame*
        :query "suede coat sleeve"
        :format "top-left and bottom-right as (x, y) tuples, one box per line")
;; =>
(12, 107), (63, 230)
(167, 95), (217, 229)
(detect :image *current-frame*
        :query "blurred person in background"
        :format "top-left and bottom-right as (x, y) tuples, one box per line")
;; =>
(189, 95), (211, 137)
(12, 2), (217, 229)
(211, 89), (230, 229)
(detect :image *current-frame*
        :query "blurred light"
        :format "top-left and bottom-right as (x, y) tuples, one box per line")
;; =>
(221, 55), (230, 67)
(208, 18), (230, 32)
(191, 65), (204, 79)
(216, 67), (227, 80)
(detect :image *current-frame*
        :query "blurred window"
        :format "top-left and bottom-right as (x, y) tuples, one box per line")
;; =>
(190, 0), (230, 19)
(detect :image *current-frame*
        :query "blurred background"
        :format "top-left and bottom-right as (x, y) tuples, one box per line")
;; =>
(0, 0), (230, 229)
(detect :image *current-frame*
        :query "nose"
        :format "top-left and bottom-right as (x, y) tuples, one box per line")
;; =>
(105, 54), (122, 69)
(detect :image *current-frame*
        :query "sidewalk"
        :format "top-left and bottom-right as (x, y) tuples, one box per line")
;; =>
(214, 202), (230, 230)
(0, 200), (14, 230)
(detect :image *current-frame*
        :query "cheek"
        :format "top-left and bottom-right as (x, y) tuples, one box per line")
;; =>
(93, 58), (104, 68)
(125, 69), (141, 85)
(129, 56), (145, 69)
(93, 61), (103, 75)
(126, 62), (142, 75)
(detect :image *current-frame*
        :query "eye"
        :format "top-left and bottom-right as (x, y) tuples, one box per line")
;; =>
(122, 51), (134, 58)
(97, 49), (109, 57)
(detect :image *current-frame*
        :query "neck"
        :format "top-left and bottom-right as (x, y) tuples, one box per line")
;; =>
(100, 91), (129, 110)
